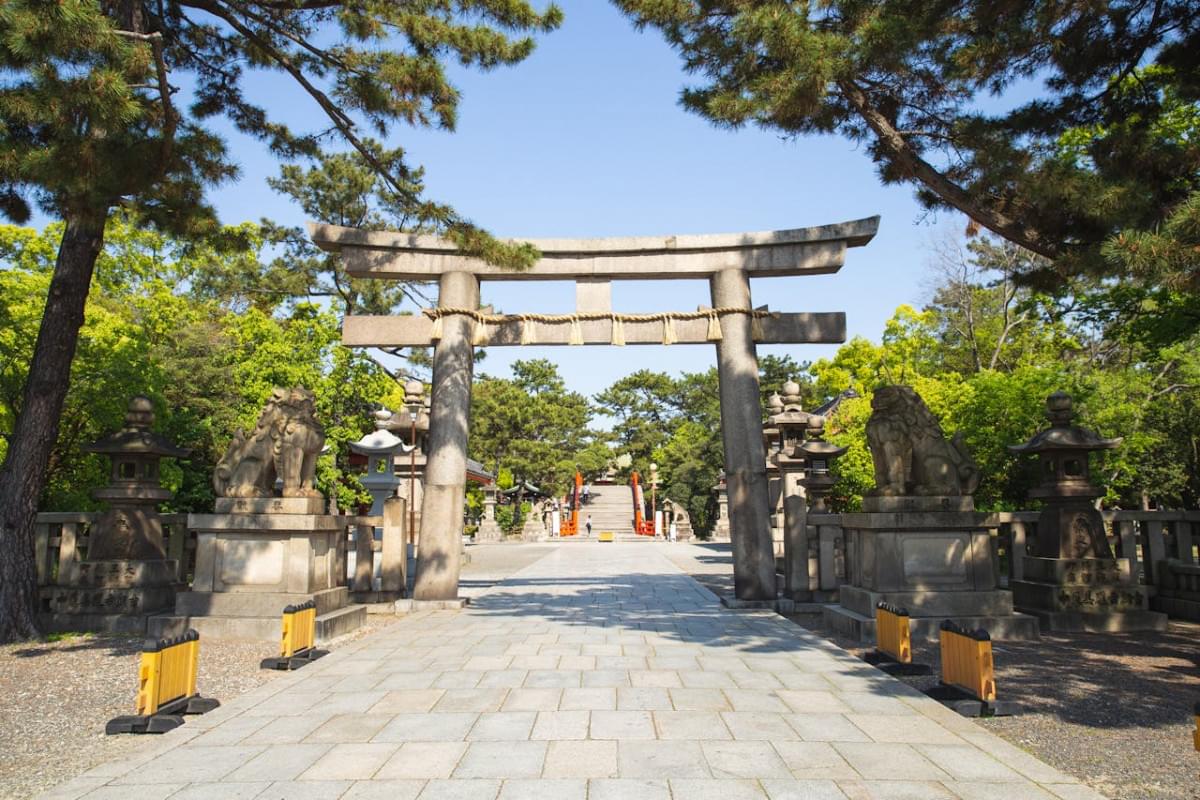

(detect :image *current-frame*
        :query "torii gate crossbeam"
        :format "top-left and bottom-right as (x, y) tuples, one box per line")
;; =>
(311, 217), (879, 604)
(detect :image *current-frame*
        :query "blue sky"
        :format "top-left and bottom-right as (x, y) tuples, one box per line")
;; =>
(206, 1), (955, 403)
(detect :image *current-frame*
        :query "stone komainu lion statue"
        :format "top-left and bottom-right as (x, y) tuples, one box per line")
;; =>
(866, 385), (980, 497)
(213, 387), (326, 498)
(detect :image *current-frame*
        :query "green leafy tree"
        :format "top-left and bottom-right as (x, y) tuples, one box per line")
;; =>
(470, 360), (599, 496)
(594, 369), (678, 468)
(615, 1), (1199, 280)
(0, 0), (561, 641)
(1, 216), (397, 515)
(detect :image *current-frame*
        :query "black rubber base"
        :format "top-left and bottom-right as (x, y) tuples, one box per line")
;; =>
(260, 648), (329, 671)
(922, 684), (1019, 717)
(863, 650), (933, 676)
(106, 694), (221, 735)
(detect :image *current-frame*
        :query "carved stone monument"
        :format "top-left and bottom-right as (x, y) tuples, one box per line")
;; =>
(41, 396), (187, 633)
(1008, 392), (1166, 631)
(824, 386), (1039, 641)
(150, 387), (365, 641)
(663, 499), (694, 541)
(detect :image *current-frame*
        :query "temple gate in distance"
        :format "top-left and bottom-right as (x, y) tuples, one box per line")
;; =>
(310, 217), (879, 603)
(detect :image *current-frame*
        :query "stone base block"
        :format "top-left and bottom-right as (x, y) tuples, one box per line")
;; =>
(1012, 578), (1152, 616)
(718, 595), (794, 613)
(351, 590), (405, 606)
(1152, 593), (1200, 621)
(862, 495), (975, 513)
(823, 603), (1041, 642)
(40, 585), (175, 618)
(214, 497), (327, 515)
(788, 601), (840, 614)
(174, 586), (349, 618)
(38, 611), (158, 635)
(1022, 556), (1132, 586)
(317, 605), (368, 640)
(393, 598), (468, 613)
(74, 559), (178, 588)
(475, 522), (503, 543)
(1023, 607), (1167, 633)
(840, 585), (1016, 619)
(149, 603), (366, 642)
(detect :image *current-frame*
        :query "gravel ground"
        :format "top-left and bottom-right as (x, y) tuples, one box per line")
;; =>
(666, 541), (1200, 800)
(0, 620), (393, 800)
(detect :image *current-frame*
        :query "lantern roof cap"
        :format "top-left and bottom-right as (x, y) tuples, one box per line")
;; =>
(85, 396), (189, 458)
(1008, 392), (1122, 455)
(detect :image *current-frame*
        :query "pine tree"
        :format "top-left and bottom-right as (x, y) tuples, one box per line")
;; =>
(0, 0), (561, 642)
(614, 0), (1199, 282)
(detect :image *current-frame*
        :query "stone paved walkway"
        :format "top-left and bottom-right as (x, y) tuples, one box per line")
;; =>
(43, 542), (1104, 800)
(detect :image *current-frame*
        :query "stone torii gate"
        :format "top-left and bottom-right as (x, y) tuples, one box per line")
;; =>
(311, 217), (879, 603)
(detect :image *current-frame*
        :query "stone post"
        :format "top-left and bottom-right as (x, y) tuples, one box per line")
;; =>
(353, 522), (374, 592)
(783, 494), (809, 600)
(413, 270), (479, 600)
(1176, 520), (1195, 564)
(710, 268), (776, 600)
(1009, 521), (1027, 582)
(380, 497), (406, 595)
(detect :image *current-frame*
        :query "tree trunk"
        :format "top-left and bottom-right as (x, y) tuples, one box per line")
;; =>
(0, 213), (107, 643)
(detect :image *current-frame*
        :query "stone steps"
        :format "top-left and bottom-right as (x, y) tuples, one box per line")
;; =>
(315, 605), (368, 642)
(582, 485), (635, 535)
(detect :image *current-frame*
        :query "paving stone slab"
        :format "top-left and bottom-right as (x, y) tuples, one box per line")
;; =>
(43, 543), (1105, 800)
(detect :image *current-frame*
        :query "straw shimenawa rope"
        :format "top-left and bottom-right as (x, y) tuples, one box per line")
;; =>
(421, 307), (776, 345)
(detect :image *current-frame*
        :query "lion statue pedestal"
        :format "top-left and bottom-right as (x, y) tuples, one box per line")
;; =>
(822, 386), (1040, 642)
(148, 388), (367, 642)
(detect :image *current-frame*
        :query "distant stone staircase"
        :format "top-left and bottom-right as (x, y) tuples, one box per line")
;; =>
(580, 484), (635, 538)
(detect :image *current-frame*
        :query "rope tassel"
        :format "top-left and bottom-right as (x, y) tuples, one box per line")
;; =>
(662, 315), (677, 345)
(471, 320), (489, 346)
(520, 316), (536, 345)
(429, 312), (443, 342)
(706, 312), (723, 342)
(610, 316), (625, 346)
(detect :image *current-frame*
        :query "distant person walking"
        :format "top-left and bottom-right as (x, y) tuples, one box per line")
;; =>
(669, 519), (678, 543)
(585, 514), (593, 537)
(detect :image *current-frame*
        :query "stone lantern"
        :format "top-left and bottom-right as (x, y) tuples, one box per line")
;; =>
(1008, 392), (1121, 559)
(477, 483), (503, 541)
(41, 396), (186, 634)
(385, 380), (429, 544)
(768, 380), (819, 600)
(768, 380), (816, 492)
(797, 414), (848, 513)
(711, 471), (730, 540)
(1008, 391), (1165, 631)
(85, 396), (189, 561)
(349, 408), (406, 516)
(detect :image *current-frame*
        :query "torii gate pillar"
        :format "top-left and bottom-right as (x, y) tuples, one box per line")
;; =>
(711, 269), (776, 600)
(412, 270), (479, 600)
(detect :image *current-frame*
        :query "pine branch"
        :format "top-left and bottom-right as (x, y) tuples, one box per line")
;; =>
(838, 80), (1058, 261)
(111, 29), (178, 173)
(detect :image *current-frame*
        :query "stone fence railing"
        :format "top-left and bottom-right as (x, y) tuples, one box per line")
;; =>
(802, 508), (1200, 618)
(987, 510), (1199, 586)
(35, 508), (405, 597)
(35, 513), (196, 590)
